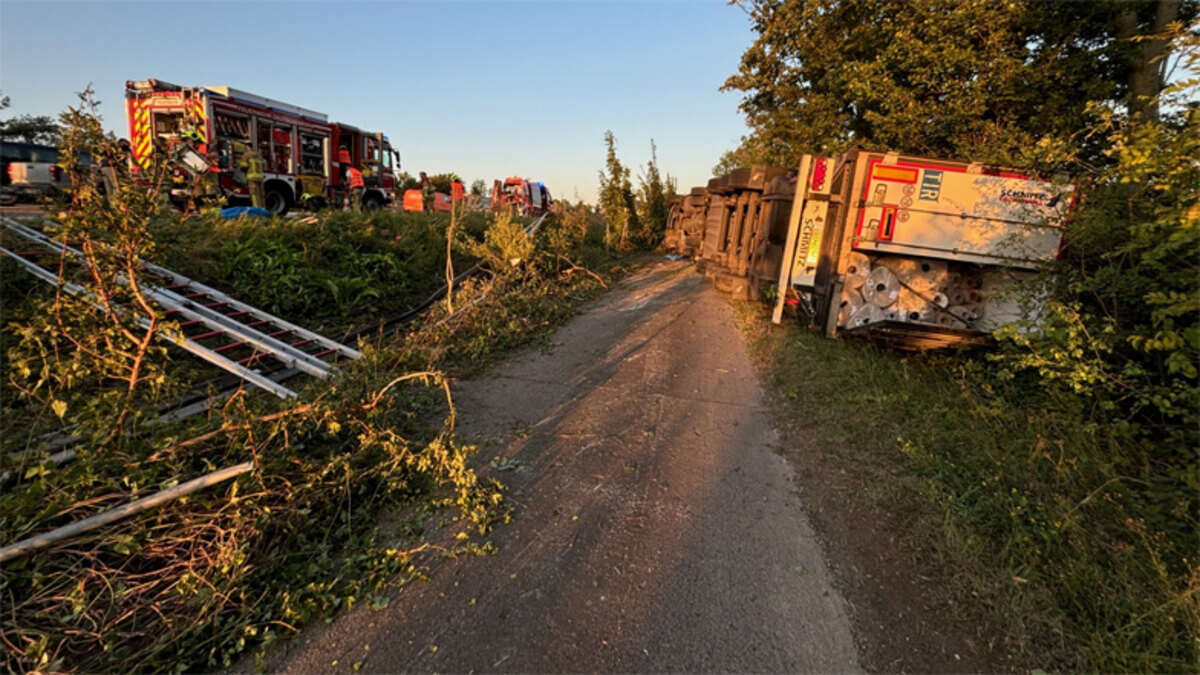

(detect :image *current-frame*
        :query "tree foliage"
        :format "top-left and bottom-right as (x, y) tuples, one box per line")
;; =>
(0, 113), (60, 145)
(394, 171), (420, 191)
(456, 208), (534, 277)
(598, 130), (639, 250)
(427, 172), (462, 194)
(713, 134), (771, 176)
(637, 140), (669, 246)
(597, 132), (677, 250)
(722, 0), (1195, 167)
(996, 29), (1200, 470)
(0, 90), (60, 145)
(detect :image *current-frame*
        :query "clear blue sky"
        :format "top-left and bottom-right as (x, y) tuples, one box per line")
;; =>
(1, 1), (755, 202)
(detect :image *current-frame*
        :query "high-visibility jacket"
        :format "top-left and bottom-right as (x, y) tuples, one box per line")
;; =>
(231, 142), (249, 169)
(247, 154), (265, 180)
(347, 167), (364, 189)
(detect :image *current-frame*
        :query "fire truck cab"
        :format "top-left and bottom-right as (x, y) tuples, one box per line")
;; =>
(125, 78), (398, 215)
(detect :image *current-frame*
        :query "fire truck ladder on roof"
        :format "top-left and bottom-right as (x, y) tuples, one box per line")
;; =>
(0, 216), (361, 399)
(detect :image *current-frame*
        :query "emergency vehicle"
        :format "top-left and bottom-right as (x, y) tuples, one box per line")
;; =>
(491, 177), (553, 216)
(125, 78), (398, 215)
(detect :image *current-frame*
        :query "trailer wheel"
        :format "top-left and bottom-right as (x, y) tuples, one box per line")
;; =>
(265, 186), (291, 216)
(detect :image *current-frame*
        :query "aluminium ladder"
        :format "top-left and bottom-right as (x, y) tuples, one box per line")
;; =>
(0, 216), (360, 399)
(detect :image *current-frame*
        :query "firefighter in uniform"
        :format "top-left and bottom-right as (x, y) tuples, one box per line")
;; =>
(229, 141), (246, 179)
(202, 151), (222, 205)
(187, 151), (222, 212)
(98, 143), (122, 205)
(347, 165), (365, 212)
(335, 147), (352, 209)
(419, 171), (434, 212)
(246, 147), (266, 209)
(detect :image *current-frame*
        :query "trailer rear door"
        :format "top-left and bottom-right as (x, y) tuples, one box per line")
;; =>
(851, 157), (1073, 269)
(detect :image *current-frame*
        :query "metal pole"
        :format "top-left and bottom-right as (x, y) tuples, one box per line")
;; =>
(0, 462), (254, 564)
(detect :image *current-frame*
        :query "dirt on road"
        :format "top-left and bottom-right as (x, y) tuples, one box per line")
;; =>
(267, 260), (965, 673)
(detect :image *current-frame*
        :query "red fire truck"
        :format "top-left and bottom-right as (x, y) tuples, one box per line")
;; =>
(491, 177), (553, 216)
(125, 78), (398, 215)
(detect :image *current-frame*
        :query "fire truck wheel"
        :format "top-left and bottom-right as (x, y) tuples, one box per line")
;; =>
(362, 193), (384, 211)
(265, 186), (291, 216)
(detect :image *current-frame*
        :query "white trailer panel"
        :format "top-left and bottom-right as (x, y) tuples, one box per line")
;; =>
(851, 158), (1073, 269)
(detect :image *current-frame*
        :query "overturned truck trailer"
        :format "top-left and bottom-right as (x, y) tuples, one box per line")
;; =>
(666, 150), (1074, 350)
(665, 165), (798, 297)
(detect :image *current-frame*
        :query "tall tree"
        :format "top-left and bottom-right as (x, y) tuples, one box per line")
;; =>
(722, 0), (1195, 168)
(638, 140), (669, 244)
(1115, 0), (1186, 119)
(598, 130), (639, 249)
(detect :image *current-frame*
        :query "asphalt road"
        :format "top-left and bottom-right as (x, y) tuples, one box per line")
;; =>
(271, 260), (861, 673)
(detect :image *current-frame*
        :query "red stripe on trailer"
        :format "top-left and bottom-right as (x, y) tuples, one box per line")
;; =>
(855, 157), (884, 240)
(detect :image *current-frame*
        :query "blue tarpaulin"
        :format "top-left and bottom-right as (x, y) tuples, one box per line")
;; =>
(219, 206), (271, 219)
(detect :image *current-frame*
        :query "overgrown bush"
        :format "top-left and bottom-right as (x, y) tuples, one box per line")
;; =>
(456, 208), (535, 278)
(986, 40), (1199, 662)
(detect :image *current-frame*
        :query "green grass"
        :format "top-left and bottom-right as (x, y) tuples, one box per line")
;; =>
(734, 301), (1198, 673)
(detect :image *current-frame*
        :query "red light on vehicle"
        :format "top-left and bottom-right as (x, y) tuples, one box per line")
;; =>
(49, 165), (62, 182)
(811, 157), (828, 191)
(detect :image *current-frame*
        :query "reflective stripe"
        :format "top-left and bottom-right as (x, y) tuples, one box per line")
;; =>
(190, 98), (207, 143)
(133, 102), (152, 168)
(247, 155), (265, 180)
